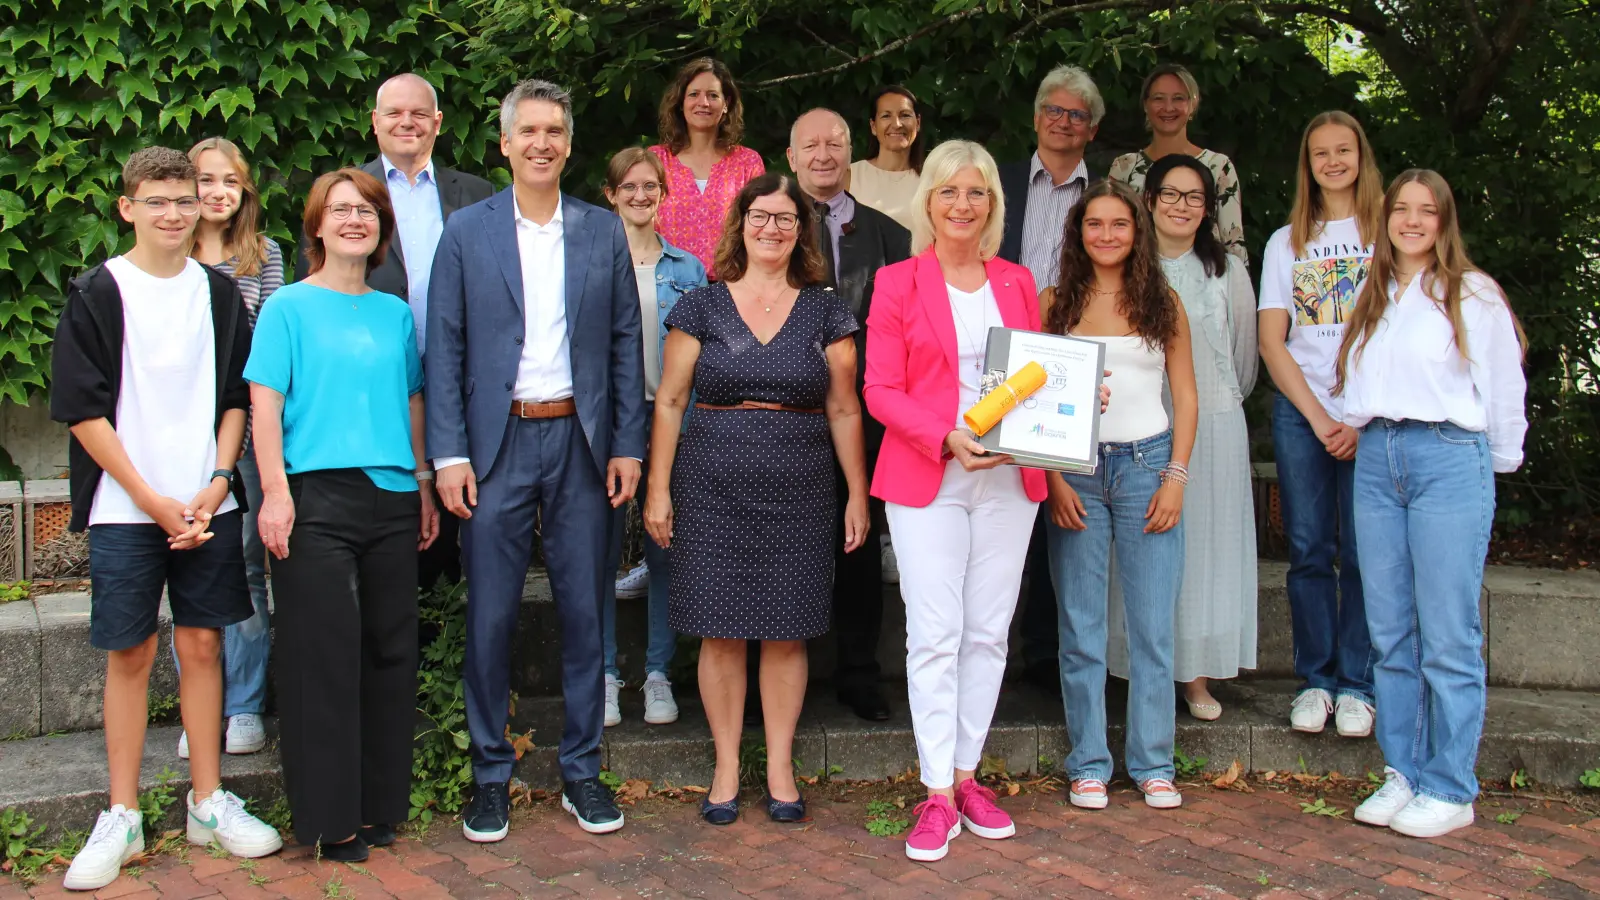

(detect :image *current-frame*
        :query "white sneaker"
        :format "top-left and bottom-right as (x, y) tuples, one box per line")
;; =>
(880, 535), (899, 584)
(226, 714), (267, 754)
(1335, 695), (1375, 738)
(615, 563), (649, 600)
(177, 730), (190, 760)
(63, 806), (143, 891)
(604, 674), (623, 727)
(186, 788), (283, 858)
(642, 672), (679, 725)
(1290, 688), (1333, 733)
(1355, 767), (1415, 827)
(1389, 795), (1474, 838)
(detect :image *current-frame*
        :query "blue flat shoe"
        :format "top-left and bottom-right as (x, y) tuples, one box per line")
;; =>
(762, 792), (807, 823)
(700, 795), (739, 826)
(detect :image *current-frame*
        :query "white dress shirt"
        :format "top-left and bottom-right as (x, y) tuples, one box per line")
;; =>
(1340, 270), (1527, 472)
(433, 197), (574, 472)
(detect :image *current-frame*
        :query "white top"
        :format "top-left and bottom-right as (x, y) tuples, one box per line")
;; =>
(1257, 217), (1373, 419)
(1073, 334), (1169, 444)
(694, 178), (709, 193)
(848, 159), (919, 232)
(1340, 270), (1527, 472)
(90, 257), (238, 525)
(947, 282), (1003, 426)
(512, 199), (574, 402)
(634, 262), (661, 401)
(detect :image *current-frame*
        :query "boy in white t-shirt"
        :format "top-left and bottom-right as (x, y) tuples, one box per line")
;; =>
(50, 147), (281, 891)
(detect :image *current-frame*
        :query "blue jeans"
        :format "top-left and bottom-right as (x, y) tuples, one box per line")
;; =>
(168, 451), (271, 716)
(1272, 394), (1373, 703)
(601, 448), (674, 678)
(1048, 431), (1183, 784)
(1355, 420), (1493, 804)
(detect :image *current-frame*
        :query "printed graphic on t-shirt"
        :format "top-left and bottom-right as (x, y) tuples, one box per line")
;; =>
(1292, 255), (1369, 328)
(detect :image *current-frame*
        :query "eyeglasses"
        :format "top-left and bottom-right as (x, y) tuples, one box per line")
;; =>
(616, 181), (661, 197)
(1040, 105), (1092, 125)
(125, 196), (201, 215)
(328, 202), (380, 221)
(934, 187), (991, 206)
(1156, 187), (1207, 209)
(745, 210), (799, 231)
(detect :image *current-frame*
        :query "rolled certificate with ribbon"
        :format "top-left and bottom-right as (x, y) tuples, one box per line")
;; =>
(962, 361), (1048, 436)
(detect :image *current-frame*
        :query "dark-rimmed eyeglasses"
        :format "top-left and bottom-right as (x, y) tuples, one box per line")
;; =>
(1156, 187), (1207, 209)
(1040, 105), (1092, 125)
(746, 210), (799, 231)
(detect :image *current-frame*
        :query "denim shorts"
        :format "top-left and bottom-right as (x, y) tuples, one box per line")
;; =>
(87, 510), (252, 651)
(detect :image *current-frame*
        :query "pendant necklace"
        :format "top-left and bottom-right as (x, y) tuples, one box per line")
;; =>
(949, 293), (988, 380)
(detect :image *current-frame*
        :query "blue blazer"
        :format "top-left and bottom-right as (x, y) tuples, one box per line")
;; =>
(424, 187), (647, 478)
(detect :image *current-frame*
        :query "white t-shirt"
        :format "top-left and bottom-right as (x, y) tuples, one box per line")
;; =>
(90, 257), (237, 525)
(1340, 270), (1527, 472)
(947, 282), (1003, 425)
(1256, 217), (1373, 419)
(634, 262), (661, 401)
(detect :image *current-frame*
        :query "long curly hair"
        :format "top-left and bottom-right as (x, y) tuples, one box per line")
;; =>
(1044, 179), (1178, 350)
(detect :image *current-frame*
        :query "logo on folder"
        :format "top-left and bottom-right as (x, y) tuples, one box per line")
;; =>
(1030, 423), (1072, 440)
(1057, 403), (1076, 416)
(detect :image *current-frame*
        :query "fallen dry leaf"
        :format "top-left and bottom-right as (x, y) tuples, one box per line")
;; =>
(1213, 760), (1243, 789)
(615, 778), (652, 804)
(1006, 782), (1021, 796)
(510, 731), (536, 760)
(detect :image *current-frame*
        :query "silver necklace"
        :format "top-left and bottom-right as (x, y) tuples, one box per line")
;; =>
(948, 289), (988, 380)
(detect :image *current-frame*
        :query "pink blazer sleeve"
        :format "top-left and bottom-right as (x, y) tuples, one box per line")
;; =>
(863, 264), (953, 465)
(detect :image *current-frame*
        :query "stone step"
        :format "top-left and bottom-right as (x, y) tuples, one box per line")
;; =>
(3, 678), (1596, 841)
(5, 561), (1597, 738)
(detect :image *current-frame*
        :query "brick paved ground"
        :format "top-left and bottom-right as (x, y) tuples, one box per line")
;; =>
(8, 784), (1600, 899)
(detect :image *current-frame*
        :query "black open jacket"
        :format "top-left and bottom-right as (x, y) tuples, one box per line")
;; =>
(50, 262), (253, 532)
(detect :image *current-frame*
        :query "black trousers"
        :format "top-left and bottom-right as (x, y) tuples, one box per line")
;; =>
(1019, 506), (1060, 670)
(833, 463), (884, 690)
(273, 469), (419, 846)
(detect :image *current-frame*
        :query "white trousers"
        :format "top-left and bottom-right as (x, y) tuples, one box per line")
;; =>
(887, 462), (1039, 789)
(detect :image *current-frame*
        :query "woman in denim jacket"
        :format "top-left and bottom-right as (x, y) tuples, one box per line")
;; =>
(600, 147), (708, 727)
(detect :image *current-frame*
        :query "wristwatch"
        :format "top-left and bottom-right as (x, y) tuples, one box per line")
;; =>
(210, 468), (235, 485)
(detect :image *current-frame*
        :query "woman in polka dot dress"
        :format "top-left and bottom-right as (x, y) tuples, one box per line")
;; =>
(645, 173), (869, 826)
(649, 58), (766, 272)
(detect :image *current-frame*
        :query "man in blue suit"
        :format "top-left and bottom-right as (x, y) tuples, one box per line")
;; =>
(425, 79), (645, 841)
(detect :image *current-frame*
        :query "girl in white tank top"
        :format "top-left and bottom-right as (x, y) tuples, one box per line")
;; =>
(1038, 180), (1198, 811)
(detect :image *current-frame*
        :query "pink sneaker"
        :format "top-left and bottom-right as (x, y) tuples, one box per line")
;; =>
(954, 780), (1015, 839)
(904, 795), (961, 862)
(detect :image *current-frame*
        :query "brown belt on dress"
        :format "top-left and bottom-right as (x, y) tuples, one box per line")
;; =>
(510, 398), (577, 419)
(693, 400), (825, 414)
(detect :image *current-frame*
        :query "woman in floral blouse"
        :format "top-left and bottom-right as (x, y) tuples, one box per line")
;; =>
(1109, 63), (1247, 265)
(650, 58), (765, 272)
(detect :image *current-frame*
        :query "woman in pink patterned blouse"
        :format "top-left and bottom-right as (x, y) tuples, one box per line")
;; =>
(650, 58), (765, 272)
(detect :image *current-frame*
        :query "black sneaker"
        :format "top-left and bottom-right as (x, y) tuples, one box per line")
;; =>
(561, 777), (625, 834)
(462, 781), (510, 842)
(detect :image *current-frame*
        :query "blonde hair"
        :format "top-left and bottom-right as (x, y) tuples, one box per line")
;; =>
(187, 137), (269, 277)
(1140, 64), (1201, 123)
(909, 140), (1007, 259)
(1335, 169), (1526, 394)
(1289, 111), (1384, 256)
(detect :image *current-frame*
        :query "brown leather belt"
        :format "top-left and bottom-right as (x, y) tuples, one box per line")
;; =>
(510, 398), (577, 419)
(694, 400), (824, 414)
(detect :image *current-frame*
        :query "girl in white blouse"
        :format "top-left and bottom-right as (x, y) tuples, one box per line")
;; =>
(1338, 169), (1526, 840)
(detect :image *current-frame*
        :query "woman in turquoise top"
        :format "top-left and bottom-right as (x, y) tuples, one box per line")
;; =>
(245, 168), (438, 863)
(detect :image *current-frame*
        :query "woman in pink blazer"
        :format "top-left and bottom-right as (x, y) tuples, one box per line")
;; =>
(864, 140), (1046, 862)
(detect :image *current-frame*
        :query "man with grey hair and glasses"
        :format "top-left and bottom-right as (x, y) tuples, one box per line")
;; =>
(425, 78), (646, 841)
(996, 63), (1105, 698)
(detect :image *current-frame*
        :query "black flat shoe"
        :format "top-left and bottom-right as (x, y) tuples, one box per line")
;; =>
(762, 792), (807, 823)
(700, 795), (739, 826)
(318, 834), (369, 863)
(837, 684), (891, 722)
(359, 824), (396, 847)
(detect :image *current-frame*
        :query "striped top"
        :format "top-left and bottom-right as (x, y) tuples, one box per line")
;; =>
(210, 238), (284, 453)
(1017, 153), (1089, 292)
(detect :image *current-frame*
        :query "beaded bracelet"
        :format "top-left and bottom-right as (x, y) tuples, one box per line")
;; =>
(1160, 462), (1190, 486)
